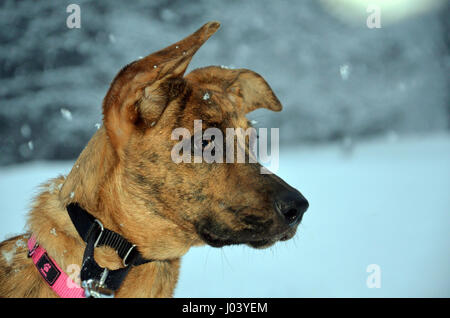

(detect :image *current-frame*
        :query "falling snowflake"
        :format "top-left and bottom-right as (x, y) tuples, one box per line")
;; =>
(60, 108), (73, 121)
(108, 34), (116, 43)
(20, 124), (31, 138)
(94, 123), (101, 130)
(70, 191), (75, 199)
(339, 64), (350, 80)
(203, 92), (210, 100)
(50, 228), (57, 236)
(27, 141), (34, 151)
(250, 120), (258, 125)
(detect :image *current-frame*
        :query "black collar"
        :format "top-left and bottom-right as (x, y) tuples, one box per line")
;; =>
(67, 203), (153, 297)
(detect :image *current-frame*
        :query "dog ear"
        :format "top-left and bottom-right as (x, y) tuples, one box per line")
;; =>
(226, 69), (282, 114)
(186, 67), (282, 114)
(102, 21), (220, 157)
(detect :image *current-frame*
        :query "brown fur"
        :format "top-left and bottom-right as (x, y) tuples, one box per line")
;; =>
(0, 21), (306, 298)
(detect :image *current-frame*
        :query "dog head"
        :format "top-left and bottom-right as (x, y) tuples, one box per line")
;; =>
(102, 22), (309, 252)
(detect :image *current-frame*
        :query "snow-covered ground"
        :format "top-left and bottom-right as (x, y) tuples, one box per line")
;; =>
(1, 133), (449, 297)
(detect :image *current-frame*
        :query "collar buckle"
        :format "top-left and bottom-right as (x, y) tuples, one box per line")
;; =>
(93, 219), (104, 248)
(122, 244), (137, 267)
(82, 279), (115, 298)
(81, 268), (114, 298)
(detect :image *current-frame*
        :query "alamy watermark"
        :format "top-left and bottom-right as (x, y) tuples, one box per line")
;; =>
(66, 4), (81, 29)
(366, 4), (381, 29)
(171, 120), (279, 174)
(366, 264), (381, 288)
(66, 263), (81, 288)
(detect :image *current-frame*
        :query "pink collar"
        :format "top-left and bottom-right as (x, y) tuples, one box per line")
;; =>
(28, 235), (85, 298)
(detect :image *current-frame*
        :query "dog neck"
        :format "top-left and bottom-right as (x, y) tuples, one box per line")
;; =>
(57, 127), (197, 261)
(25, 127), (185, 296)
(60, 127), (119, 230)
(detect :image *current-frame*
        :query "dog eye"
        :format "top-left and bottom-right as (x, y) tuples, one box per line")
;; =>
(191, 136), (213, 154)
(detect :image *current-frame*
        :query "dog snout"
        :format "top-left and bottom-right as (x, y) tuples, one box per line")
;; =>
(274, 189), (309, 226)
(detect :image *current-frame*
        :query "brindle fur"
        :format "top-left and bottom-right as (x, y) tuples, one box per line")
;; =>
(0, 22), (303, 297)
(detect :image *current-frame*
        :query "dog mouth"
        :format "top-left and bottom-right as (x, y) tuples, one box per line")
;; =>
(247, 230), (296, 249)
(199, 228), (272, 248)
(197, 225), (296, 249)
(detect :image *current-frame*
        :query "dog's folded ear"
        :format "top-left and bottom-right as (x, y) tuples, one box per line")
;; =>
(186, 67), (282, 115)
(226, 69), (282, 114)
(102, 21), (220, 157)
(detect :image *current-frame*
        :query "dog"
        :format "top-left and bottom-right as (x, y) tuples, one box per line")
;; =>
(0, 21), (308, 297)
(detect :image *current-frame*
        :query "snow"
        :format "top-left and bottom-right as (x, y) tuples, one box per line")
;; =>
(60, 108), (73, 121)
(15, 239), (26, 248)
(20, 125), (31, 138)
(0, 134), (449, 297)
(1, 2), (448, 167)
(108, 34), (116, 44)
(0, 161), (72, 238)
(2, 248), (16, 266)
(339, 64), (350, 80)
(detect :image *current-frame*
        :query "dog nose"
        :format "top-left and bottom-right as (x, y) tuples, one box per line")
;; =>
(274, 190), (309, 226)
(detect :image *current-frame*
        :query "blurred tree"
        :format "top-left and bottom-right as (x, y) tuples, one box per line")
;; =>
(0, 0), (448, 165)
